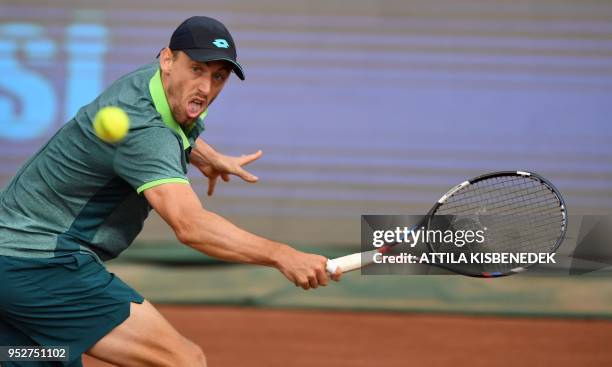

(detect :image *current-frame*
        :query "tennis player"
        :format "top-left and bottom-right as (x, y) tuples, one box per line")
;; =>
(0, 16), (340, 367)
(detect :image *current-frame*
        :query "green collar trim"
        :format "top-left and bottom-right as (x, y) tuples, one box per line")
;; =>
(149, 69), (208, 150)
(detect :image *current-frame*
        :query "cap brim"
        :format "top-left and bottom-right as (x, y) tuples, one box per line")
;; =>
(182, 49), (245, 80)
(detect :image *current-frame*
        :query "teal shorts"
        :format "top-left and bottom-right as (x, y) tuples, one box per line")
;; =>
(0, 253), (144, 367)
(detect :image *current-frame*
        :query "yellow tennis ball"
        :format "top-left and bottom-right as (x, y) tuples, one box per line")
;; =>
(93, 106), (130, 143)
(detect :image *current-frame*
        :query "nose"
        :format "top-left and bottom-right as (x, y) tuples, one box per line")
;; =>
(197, 75), (212, 96)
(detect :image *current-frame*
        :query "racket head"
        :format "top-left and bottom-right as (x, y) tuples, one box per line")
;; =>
(423, 171), (567, 277)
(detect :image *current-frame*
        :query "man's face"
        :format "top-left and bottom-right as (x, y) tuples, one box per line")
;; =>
(159, 48), (231, 126)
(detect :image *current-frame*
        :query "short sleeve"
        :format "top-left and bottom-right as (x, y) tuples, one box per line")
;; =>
(113, 126), (189, 194)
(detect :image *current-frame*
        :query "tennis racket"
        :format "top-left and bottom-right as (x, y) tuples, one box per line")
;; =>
(326, 171), (567, 277)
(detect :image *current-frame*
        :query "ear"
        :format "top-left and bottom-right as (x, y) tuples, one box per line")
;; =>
(159, 47), (174, 74)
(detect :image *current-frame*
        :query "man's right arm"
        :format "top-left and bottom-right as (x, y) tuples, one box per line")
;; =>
(143, 183), (340, 289)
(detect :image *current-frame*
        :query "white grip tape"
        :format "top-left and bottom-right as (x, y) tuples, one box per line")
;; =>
(326, 250), (378, 274)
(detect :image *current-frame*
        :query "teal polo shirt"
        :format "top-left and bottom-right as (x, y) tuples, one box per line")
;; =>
(0, 62), (206, 261)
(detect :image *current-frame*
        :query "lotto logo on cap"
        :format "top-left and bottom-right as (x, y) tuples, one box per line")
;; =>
(212, 39), (229, 48)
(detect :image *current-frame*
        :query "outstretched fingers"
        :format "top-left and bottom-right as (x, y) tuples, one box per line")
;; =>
(207, 175), (218, 196)
(234, 150), (262, 182)
(239, 150), (263, 166)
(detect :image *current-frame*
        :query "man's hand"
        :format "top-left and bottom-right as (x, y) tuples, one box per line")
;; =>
(272, 245), (342, 290)
(196, 150), (262, 196)
(190, 138), (262, 196)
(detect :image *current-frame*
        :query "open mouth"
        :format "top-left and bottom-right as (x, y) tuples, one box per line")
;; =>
(187, 98), (206, 119)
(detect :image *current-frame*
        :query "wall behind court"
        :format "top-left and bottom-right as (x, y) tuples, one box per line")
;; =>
(1, 0), (611, 246)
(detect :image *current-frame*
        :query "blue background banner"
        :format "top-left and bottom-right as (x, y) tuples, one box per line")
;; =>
(1, 1), (611, 245)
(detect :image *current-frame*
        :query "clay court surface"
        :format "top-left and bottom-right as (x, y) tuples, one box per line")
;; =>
(84, 305), (612, 367)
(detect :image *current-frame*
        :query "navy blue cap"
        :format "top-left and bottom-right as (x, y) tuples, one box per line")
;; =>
(169, 16), (245, 80)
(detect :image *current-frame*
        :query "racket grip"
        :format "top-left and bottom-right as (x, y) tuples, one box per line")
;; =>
(326, 250), (376, 274)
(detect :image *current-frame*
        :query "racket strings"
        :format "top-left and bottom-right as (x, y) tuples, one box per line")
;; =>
(443, 177), (558, 215)
(440, 177), (560, 219)
(428, 175), (566, 275)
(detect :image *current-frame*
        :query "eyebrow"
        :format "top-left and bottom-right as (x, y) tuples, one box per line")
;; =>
(191, 61), (231, 73)
(210, 64), (231, 74)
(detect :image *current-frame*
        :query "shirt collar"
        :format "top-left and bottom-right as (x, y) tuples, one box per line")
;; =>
(149, 68), (208, 150)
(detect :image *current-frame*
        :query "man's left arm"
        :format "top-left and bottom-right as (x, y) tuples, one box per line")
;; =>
(190, 137), (262, 196)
